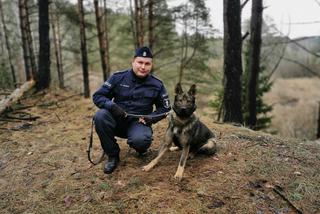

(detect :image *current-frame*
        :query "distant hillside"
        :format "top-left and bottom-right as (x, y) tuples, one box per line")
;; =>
(198, 35), (320, 80)
(293, 36), (320, 52)
(266, 36), (320, 79)
(264, 77), (320, 140)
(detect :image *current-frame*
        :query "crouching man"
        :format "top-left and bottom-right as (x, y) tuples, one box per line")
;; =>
(92, 46), (171, 174)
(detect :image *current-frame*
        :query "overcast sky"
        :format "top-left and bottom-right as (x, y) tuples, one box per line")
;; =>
(168, 0), (320, 38)
(204, 0), (320, 38)
(72, 0), (320, 39)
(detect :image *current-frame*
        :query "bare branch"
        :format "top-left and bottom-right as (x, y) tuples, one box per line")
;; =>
(241, 0), (250, 10)
(285, 20), (320, 25)
(314, 0), (320, 7)
(266, 24), (320, 58)
(282, 57), (320, 78)
(261, 41), (279, 61)
(155, 58), (180, 70)
(242, 31), (249, 41)
(287, 38), (320, 58)
(273, 186), (303, 214)
(267, 43), (288, 81)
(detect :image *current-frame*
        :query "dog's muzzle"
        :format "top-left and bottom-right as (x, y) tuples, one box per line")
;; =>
(173, 105), (197, 118)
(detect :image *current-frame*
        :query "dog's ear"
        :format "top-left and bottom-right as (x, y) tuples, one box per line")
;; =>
(188, 84), (196, 96)
(175, 83), (183, 94)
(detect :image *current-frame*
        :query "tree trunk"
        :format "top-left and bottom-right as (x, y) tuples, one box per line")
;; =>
(37, 0), (50, 90)
(148, 0), (154, 50)
(138, 0), (144, 46)
(25, 1), (37, 80)
(94, 0), (108, 81)
(178, 30), (186, 84)
(134, 0), (144, 47)
(103, 0), (111, 78)
(0, 0), (17, 87)
(19, 0), (31, 80)
(78, 0), (90, 98)
(129, 0), (137, 49)
(317, 101), (320, 139)
(50, 3), (64, 88)
(0, 79), (35, 115)
(246, 0), (263, 128)
(134, 0), (140, 47)
(178, 27), (198, 84)
(223, 0), (243, 124)
(0, 19), (3, 53)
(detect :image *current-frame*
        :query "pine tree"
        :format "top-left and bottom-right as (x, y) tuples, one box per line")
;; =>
(242, 42), (273, 130)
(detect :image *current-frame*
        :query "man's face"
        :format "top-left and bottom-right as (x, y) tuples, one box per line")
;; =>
(132, 57), (153, 78)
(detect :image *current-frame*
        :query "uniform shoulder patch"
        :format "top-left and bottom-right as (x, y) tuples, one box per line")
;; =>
(163, 97), (170, 109)
(150, 74), (163, 83)
(112, 69), (128, 75)
(103, 81), (112, 88)
(103, 70), (128, 88)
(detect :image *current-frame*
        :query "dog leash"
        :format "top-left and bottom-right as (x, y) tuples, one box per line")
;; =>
(125, 111), (171, 119)
(87, 111), (171, 165)
(87, 117), (106, 165)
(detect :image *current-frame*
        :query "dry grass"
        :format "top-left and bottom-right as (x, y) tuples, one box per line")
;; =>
(264, 77), (320, 140)
(0, 89), (319, 213)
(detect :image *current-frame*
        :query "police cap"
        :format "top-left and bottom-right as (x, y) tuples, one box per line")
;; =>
(134, 46), (153, 58)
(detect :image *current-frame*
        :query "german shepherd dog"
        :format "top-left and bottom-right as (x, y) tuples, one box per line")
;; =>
(142, 83), (217, 181)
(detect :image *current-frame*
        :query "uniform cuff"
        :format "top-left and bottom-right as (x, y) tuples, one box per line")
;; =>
(104, 101), (113, 110)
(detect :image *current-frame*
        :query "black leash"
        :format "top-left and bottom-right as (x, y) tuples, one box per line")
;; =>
(87, 111), (171, 165)
(87, 118), (106, 165)
(125, 111), (171, 119)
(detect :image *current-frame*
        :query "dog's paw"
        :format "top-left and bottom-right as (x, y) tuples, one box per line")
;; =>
(173, 173), (183, 181)
(142, 165), (152, 172)
(169, 146), (179, 152)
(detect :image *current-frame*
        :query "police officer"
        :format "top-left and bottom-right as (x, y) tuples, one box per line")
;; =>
(93, 46), (171, 174)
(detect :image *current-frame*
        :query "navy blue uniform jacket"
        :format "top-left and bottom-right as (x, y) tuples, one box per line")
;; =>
(93, 69), (171, 122)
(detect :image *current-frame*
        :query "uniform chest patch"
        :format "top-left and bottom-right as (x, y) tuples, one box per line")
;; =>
(120, 84), (130, 88)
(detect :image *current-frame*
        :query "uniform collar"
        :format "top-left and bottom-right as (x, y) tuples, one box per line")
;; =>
(129, 69), (150, 83)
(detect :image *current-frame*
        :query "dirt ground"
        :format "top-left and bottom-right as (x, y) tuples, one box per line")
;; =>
(0, 89), (319, 213)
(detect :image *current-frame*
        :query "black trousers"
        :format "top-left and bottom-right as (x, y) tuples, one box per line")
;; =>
(94, 109), (153, 157)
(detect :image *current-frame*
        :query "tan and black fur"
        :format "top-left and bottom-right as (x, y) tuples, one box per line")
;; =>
(142, 83), (217, 181)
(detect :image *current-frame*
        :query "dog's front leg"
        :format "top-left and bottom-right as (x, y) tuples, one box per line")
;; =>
(174, 144), (190, 181)
(142, 131), (172, 172)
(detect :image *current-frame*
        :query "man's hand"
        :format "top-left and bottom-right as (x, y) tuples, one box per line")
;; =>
(110, 104), (127, 119)
(139, 117), (153, 126)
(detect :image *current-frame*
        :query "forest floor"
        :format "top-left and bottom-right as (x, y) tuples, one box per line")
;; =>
(0, 89), (319, 214)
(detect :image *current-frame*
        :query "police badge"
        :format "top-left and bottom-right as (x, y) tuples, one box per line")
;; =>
(164, 98), (170, 109)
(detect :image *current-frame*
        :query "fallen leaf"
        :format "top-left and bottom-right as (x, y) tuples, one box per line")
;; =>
(117, 180), (125, 187)
(97, 192), (106, 200)
(83, 194), (93, 203)
(64, 195), (72, 207)
(265, 183), (274, 189)
(294, 171), (302, 176)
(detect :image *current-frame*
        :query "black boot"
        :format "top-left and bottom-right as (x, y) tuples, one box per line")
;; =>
(137, 149), (149, 157)
(104, 155), (120, 174)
